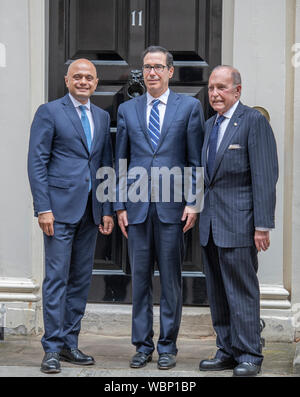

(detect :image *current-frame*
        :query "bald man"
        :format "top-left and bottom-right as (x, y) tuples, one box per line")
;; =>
(28, 59), (114, 373)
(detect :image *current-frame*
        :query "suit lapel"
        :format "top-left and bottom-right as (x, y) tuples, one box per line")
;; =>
(210, 102), (245, 181)
(156, 90), (180, 152)
(90, 103), (101, 155)
(62, 94), (89, 154)
(135, 94), (153, 151)
(203, 115), (217, 184)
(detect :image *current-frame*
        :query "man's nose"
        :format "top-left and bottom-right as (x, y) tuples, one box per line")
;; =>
(149, 68), (157, 77)
(79, 77), (89, 84)
(210, 88), (220, 98)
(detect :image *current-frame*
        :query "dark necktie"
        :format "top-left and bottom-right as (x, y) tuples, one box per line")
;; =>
(207, 115), (225, 178)
(148, 99), (160, 149)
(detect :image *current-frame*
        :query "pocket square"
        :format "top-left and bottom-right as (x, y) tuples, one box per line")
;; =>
(228, 144), (242, 150)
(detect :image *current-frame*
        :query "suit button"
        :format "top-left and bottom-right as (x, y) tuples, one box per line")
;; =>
(85, 177), (89, 182)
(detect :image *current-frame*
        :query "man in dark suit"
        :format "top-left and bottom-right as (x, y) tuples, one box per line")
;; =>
(199, 66), (278, 376)
(28, 59), (114, 373)
(115, 46), (204, 369)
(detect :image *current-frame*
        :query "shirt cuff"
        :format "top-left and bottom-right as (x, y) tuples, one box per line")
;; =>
(255, 227), (272, 231)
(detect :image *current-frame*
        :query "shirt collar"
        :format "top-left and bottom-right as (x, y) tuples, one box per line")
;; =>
(147, 88), (170, 106)
(219, 100), (240, 120)
(68, 93), (91, 111)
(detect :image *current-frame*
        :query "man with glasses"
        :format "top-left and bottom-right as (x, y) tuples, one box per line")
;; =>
(115, 46), (204, 370)
(199, 66), (278, 376)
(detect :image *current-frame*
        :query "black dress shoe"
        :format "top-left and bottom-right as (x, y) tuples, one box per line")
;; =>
(41, 352), (61, 374)
(199, 357), (236, 371)
(157, 353), (176, 370)
(233, 362), (261, 377)
(59, 348), (95, 365)
(130, 352), (152, 368)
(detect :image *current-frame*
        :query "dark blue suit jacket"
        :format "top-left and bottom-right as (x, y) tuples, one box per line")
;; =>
(28, 94), (113, 225)
(200, 102), (279, 247)
(114, 90), (205, 224)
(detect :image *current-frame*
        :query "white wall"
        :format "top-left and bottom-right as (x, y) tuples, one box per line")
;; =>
(292, 0), (300, 306)
(0, 0), (33, 279)
(0, 0), (45, 332)
(229, 0), (288, 286)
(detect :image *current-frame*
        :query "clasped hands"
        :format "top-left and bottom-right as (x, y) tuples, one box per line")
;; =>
(38, 212), (114, 236)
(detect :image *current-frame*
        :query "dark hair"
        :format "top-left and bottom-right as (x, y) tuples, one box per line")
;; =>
(142, 46), (174, 68)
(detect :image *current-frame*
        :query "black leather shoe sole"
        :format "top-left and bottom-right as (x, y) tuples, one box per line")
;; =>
(199, 359), (236, 371)
(130, 353), (152, 368)
(157, 354), (176, 370)
(59, 356), (95, 365)
(233, 362), (261, 377)
(41, 353), (61, 374)
(40, 366), (61, 374)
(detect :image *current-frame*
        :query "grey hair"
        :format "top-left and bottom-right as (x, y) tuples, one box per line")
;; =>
(212, 65), (242, 86)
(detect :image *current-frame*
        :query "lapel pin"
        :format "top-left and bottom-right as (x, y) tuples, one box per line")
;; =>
(234, 122), (238, 127)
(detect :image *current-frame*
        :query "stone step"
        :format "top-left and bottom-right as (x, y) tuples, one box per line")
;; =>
(82, 304), (214, 339)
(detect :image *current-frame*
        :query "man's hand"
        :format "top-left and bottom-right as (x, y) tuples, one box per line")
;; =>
(38, 212), (55, 236)
(117, 210), (128, 239)
(181, 206), (198, 233)
(99, 216), (114, 235)
(254, 230), (270, 252)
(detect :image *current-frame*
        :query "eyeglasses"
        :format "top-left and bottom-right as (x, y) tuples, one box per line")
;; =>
(142, 64), (168, 74)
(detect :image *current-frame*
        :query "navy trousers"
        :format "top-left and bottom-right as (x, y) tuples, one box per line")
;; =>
(42, 195), (98, 353)
(202, 230), (263, 365)
(128, 203), (184, 355)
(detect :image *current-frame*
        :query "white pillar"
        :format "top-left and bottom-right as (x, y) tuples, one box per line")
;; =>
(0, 0), (46, 333)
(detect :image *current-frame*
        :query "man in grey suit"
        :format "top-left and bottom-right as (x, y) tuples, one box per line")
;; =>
(199, 66), (278, 376)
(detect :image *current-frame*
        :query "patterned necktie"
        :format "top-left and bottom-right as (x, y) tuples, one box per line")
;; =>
(207, 115), (225, 178)
(79, 105), (92, 152)
(148, 99), (160, 149)
(79, 105), (92, 191)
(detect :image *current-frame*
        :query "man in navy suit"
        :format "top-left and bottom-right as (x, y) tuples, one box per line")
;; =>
(115, 46), (204, 370)
(28, 59), (114, 373)
(199, 66), (278, 376)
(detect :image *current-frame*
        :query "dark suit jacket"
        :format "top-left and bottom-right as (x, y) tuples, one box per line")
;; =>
(114, 90), (205, 224)
(199, 102), (278, 247)
(28, 94), (113, 224)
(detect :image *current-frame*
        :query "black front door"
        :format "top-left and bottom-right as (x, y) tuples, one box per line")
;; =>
(49, 0), (222, 305)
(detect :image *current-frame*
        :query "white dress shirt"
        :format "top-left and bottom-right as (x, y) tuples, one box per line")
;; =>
(216, 100), (240, 150)
(69, 93), (95, 138)
(146, 88), (170, 129)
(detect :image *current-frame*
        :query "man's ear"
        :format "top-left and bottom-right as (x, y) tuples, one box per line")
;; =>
(64, 75), (69, 88)
(168, 66), (174, 79)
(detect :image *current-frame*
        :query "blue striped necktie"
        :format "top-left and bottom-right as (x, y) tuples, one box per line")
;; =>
(207, 115), (225, 178)
(79, 105), (92, 152)
(148, 99), (160, 149)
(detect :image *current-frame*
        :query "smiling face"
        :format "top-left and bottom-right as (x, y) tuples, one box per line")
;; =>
(143, 51), (174, 98)
(208, 67), (241, 115)
(65, 59), (98, 104)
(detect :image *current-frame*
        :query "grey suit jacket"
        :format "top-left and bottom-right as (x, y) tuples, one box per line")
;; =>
(199, 102), (278, 248)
